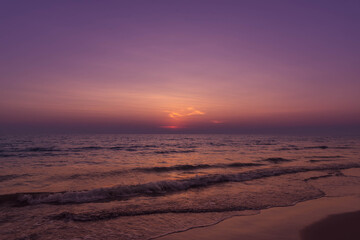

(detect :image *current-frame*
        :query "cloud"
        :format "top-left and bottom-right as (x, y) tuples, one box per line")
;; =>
(167, 107), (205, 119)
(168, 112), (183, 118)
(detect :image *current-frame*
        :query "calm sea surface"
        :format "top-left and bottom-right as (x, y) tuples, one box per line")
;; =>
(1, 134), (360, 239)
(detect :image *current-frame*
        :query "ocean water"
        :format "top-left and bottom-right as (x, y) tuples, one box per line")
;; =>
(0, 134), (360, 239)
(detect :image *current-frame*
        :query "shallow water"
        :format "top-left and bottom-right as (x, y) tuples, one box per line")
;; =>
(0, 134), (360, 239)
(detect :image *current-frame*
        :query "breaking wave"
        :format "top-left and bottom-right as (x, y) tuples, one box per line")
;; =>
(14, 163), (360, 205)
(51, 206), (255, 222)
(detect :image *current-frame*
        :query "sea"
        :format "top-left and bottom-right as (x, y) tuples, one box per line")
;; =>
(0, 134), (360, 240)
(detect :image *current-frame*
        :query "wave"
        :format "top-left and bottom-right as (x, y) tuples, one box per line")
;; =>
(65, 162), (263, 179)
(1, 144), (199, 156)
(276, 147), (300, 151)
(13, 162), (360, 206)
(72, 146), (104, 151)
(262, 158), (293, 164)
(303, 146), (329, 149)
(24, 147), (60, 152)
(50, 190), (323, 222)
(51, 186), (323, 222)
(305, 156), (343, 159)
(154, 150), (196, 154)
(135, 162), (263, 172)
(209, 142), (227, 146)
(309, 159), (334, 163)
(0, 152), (68, 158)
(2, 143), (350, 158)
(0, 174), (31, 182)
(276, 145), (336, 151)
(252, 140), (277, 146)
(0, 153), (17, 158)
(303, 170), (343, 181)
(51, 206), (254, 222)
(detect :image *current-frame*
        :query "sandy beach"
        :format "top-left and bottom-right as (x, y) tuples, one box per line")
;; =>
(301, 210), (360, 240)
(157, 196), (360, 240)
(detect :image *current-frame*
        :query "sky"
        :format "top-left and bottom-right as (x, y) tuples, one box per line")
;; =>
(1, 0), (360, 134)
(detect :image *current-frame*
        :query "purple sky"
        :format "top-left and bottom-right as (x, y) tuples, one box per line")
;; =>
(1, 0), (360, 134)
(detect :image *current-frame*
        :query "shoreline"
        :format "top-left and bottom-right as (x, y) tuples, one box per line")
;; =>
(157, 196), (360, 240)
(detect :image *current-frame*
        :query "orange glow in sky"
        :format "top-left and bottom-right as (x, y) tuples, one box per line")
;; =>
(1, 1), (360, 133)
(167, 107), (205, 119)
(160, 126), (180, 129)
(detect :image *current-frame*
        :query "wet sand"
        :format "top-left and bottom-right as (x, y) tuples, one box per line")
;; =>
(301, 210), (360, 240)
(157, 196), (360, 240)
